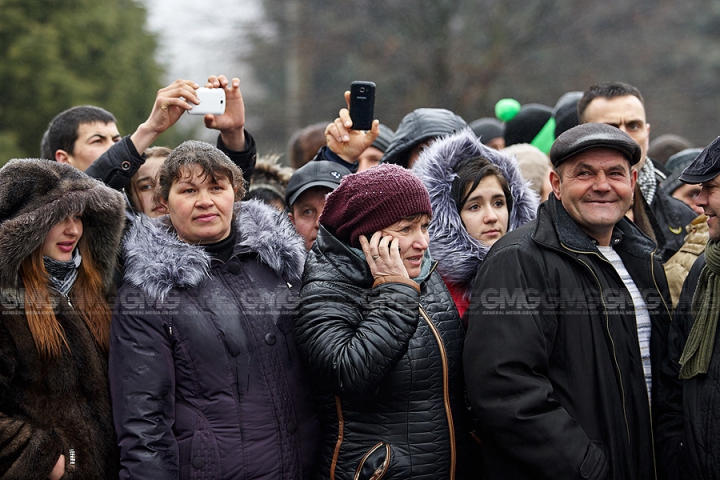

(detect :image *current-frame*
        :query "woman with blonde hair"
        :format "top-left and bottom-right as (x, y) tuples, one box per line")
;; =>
(0, 159), (125, 478)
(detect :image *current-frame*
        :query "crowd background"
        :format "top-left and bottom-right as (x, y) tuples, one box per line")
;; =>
(3, 0), (720, 164)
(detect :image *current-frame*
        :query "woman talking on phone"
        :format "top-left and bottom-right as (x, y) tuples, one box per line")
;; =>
(0, 160), (125, 478)
(294, 160), (471, 479)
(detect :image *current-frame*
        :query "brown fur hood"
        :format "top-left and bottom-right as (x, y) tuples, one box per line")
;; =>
(0, 159), (125, 289)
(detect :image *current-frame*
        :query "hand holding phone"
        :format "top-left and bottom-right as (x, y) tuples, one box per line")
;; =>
(188, 87), (226, 116)
(349, 81), (376, 131)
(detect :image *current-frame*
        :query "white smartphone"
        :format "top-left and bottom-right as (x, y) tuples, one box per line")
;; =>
(187, 87), (226, 115)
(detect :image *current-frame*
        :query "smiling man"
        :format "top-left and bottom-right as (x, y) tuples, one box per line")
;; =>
(578, 82), (697, 261)
(465, 122), (675, 479)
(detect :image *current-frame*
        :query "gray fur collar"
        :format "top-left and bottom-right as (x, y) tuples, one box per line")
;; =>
(122, 199), (305, 302)
(412, 129), (538, 296)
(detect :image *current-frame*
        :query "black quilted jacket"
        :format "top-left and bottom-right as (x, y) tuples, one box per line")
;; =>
(294, 226), (471, 480)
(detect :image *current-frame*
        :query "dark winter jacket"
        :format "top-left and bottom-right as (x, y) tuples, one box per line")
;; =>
(661, 252), (720, 479)
(412, 129), (538, 314)
(381, 108), (467, 168)
(86, 132), (257, 190)
(0, 159), (125, 478)
(109, 199), (320, 480)
(464, 195), (675, 480)
(294, 226), (471, 480)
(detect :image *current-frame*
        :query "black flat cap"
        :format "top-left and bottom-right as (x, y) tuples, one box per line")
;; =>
(679, 136), (720, 184)
(550, 122), (641, 167)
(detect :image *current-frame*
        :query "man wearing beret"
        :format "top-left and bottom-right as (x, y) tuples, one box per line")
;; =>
(464, 123), (675, 479)
(659, 135), (720, 479)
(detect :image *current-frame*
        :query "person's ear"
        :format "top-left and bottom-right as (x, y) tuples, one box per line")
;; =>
(288, 212), (296, 226)
(550, 168), (562, 200)
(55, 150), (72, 165)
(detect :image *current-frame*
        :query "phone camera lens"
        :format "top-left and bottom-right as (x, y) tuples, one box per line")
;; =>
(359, 87), (366, 93)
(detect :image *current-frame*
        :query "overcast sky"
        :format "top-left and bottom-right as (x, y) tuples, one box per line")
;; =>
(141, 0), (263, 136)
(143, 0), (261, 86)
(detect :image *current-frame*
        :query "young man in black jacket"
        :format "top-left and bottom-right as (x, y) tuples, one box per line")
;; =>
(40, 75), (256, 189)
(578, 82), (698, 261)
(464, 123), (675, 479)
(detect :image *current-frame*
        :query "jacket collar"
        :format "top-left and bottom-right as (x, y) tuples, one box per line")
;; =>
(534, 195), (657, 258)
(122, 199), (305, 302)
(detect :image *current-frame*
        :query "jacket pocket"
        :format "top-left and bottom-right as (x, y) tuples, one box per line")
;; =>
(175, 401), (222, 480)
(579, 441), (608, 480)
(354, 442), (392, 480)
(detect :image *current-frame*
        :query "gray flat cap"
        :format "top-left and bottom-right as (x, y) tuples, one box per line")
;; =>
(679, 136), (720, 184)
(550, 122), (641, 167)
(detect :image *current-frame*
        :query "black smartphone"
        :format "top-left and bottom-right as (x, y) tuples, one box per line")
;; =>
(349, 81), (376, 131)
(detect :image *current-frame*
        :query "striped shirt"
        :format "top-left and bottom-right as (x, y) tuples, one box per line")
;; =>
(597, 245), (652, 399)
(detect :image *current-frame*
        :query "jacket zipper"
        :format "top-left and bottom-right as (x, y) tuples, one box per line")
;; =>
(419, 306), (456, 480)
(560, 244), (631, 443)
(353, 442), (391, 480)
(561, 243), (661, 480)
(330, 395), (345, 480)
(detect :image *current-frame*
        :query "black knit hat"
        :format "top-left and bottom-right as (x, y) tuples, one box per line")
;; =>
(550, 123), (641, 167)
(320, 163), (432, 248)
(503, 103), (553, 147)
(470, 118), (505, 145)
(553, 91), (582, 138)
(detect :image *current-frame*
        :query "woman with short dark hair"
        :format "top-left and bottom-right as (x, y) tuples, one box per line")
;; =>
(110, 140), (319, 479)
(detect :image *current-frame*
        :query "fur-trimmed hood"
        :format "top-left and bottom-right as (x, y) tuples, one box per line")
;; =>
(412, 129), (538, 294)
(122, 199), (306, 302)
(0, 159), (125, 290)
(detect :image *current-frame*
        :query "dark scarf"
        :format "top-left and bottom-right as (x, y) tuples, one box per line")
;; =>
(44, 248), (82, 296)
(679, 240), (720, 379)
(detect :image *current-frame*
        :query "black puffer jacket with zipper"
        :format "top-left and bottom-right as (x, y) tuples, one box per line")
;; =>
(294, 226), (470, 480)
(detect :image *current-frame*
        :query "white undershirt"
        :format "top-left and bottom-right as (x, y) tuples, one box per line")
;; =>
(597, 245), (652, 399)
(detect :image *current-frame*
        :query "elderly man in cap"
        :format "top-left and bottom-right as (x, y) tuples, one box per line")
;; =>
(464, 122), (675, 480)
(660, 135), (720, 479)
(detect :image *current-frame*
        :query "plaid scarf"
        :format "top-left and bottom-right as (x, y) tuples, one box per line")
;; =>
(44, 248), (82, 297)
(637, 158), (657, 205)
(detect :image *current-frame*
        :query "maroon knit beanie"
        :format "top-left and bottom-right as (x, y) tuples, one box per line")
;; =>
(320, 163), (432, 248)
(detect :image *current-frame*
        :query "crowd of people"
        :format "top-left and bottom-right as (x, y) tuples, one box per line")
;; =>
(0, 73), (719, 480)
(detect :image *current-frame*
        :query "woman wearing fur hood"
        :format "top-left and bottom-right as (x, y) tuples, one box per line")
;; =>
(0, 159), (125, 478)
(412, 129), (538, 318)
(109, 140), (319, 479)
